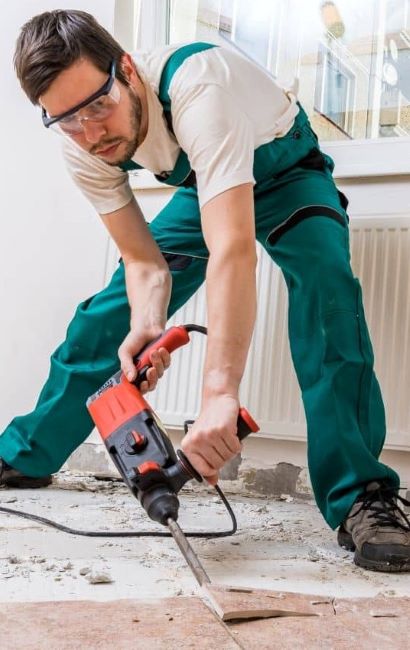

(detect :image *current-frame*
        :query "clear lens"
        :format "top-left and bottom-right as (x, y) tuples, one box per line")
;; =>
(49, 82), (121, 136)
(49, 121), (79, 135)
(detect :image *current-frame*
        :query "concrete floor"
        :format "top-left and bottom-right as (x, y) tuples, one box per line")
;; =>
(1, 472), (409, 604)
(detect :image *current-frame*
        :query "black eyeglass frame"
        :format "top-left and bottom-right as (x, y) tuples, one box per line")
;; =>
(42, 60), (117, 129)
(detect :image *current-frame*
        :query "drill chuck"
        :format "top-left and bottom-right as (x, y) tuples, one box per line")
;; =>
(141, 486), (180, 526)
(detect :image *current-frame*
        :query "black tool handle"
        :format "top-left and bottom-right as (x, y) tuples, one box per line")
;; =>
(237, 407), (259, 439)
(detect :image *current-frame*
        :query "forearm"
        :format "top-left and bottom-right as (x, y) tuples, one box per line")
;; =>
(124, 260), (172, 331)
(100, 199), (171, 331)
(203, 246), (257, 400)
(180, 183), (255, 483)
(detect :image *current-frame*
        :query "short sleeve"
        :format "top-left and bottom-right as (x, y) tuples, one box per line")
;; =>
(171, 84), (255, 208)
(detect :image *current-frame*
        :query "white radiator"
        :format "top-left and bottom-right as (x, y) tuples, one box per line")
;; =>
(149, 216), (410, 452)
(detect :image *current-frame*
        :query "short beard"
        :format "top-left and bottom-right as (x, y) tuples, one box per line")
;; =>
(97, 89), (142, 167)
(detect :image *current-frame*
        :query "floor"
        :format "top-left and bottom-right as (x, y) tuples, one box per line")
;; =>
(1, 473), (409, 648)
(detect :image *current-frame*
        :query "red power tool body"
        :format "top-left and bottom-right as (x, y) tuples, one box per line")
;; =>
(86, 325), (259, 527)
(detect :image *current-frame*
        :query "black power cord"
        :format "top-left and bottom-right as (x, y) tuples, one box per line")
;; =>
(0, 484), (237, 538)
(184, 324), (208, 335)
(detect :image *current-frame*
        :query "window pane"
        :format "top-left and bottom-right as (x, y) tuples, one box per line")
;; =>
(168, 0), (410, 141)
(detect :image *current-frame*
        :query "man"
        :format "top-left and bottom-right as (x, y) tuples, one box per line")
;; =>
(0, 10), (408, 572)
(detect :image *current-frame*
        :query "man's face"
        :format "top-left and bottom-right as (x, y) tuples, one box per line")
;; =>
(40, 57), (145, 166)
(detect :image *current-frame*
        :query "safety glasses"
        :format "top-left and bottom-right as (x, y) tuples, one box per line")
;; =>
(42, 60), (120, 136)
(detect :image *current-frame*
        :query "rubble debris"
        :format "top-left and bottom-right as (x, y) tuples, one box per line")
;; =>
(79, 567), (91, 576)
(85, 571), (114, 584)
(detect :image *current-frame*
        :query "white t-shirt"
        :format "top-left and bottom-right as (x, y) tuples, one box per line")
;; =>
(63, 44), (299, 213)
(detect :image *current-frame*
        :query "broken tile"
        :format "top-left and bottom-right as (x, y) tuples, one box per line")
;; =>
(227, 596), (410, 649)
(334, 595), (410, 618)
(229, 613), (408, 650)
(202, 584), (334, 621)
(0, 598), (238, 649)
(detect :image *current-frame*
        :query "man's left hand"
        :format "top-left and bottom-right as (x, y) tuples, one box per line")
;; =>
(180, 395), (242, 485)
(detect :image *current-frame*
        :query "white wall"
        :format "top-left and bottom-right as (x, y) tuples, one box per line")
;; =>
(0, 1), (116, 429)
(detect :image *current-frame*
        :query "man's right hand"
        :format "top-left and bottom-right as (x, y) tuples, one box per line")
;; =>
(118, 327), (171, 394)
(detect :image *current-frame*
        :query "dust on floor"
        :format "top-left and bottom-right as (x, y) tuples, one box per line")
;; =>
(0, 471), (409, 603)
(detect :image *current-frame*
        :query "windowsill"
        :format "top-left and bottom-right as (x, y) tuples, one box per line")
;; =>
(323, 137), (410, 179)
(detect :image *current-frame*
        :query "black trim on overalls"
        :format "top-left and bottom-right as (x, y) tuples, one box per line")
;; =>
(119, 252), (195, 270)
(162, 252), (194, 271)
(155, 112), (197, 188)
(267, 205), (347, 246)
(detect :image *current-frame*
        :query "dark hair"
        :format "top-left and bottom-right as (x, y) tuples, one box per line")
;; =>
(14, 10), (128, 105)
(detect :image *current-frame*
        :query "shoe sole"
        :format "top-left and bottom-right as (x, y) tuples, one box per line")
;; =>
(353, 551), (410, 573)
(2, 476), (52, 489)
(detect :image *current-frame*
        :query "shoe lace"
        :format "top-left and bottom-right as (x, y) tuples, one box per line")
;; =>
(352, 484), (410, 531)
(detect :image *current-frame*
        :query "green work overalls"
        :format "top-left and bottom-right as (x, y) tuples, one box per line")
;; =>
(0, 43), (399, 528)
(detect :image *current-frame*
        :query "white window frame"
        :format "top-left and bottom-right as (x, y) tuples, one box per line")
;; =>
(134, 0), (170, 50)
(122, 0), (410, 181)
(314, 41), (357, 139)
(114, 0), (140, 51)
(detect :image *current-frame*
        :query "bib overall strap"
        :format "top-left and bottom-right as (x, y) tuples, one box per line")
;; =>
(158, 42), (216, 112)
(155, 42), (216, 187)
(119, 42), (217, 184)
(119, 159), (143, 172)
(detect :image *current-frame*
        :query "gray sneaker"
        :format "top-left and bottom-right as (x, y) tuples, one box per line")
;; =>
(0, 458), (52, 489)
(338, 482), (410, 572)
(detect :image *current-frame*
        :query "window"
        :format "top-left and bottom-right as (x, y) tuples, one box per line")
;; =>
(218, 0), (280, 71)
(314, 43), (356, 138)
(165, 0), (410, 143)
(129, 0), (410, 175)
